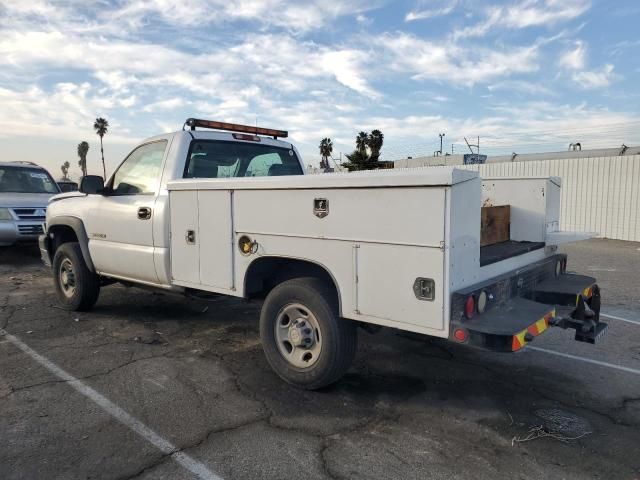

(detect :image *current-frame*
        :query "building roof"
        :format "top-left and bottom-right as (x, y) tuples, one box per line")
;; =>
(393, 145), (640, 168)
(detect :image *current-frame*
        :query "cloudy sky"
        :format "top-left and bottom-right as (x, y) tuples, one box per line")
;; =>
(1, 0), (639, 179)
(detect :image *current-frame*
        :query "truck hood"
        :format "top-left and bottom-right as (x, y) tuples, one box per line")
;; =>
(49, 191), (86, 203)
(0, 192), (57, 208)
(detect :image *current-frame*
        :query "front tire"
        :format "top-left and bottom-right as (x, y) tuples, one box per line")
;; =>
(260, 277), (357, 389)
(52, 242), (100, 311)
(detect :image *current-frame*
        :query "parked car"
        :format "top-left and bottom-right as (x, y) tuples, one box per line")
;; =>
(0, 161), (60, 246)
(57, 180), (79, 192)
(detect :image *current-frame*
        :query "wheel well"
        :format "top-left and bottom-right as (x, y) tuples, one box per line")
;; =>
(244, 257), (342, 313)
(48, 224), (78, 254)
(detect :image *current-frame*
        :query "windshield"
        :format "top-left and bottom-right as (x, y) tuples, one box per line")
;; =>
(184, 140), (303, 179)
(0, 166), (60, 194)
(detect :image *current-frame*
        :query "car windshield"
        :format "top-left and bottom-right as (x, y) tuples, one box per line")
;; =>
(0, 166), (60, 194)
(184, 140), (303, 178)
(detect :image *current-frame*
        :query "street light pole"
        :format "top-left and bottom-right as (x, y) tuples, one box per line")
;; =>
(439, 133), (445, 155)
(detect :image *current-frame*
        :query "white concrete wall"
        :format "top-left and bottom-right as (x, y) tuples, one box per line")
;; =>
(455, 155), (640, 242)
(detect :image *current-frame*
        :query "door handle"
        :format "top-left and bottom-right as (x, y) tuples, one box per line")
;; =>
(185, 229), (196, 244)
(137, 207), (152, 220)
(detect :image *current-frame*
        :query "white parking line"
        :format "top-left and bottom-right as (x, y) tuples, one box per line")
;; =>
(601, 313), (640, 326)
(0, 329), (222, 480)
(528, 346), (640, 376)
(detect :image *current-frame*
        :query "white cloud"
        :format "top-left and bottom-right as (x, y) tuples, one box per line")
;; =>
(0, 83), (138, 142)
(572, 64), (616, 89)
(102, 0), (379, 33)
(377, 33), (539, 86)
(321, 50), (379, 98)
(454, 0), (590, 39)
(487, 80), (555, 96)
(559, 40), (587, 69)
(142, 98), (187, 112)
(405, 1), (457, 22)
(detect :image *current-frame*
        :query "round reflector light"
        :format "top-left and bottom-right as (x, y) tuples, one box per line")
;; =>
(477, 290), (488, 314)
(454, 328), (468, 342)
(464, 296), (475, 319)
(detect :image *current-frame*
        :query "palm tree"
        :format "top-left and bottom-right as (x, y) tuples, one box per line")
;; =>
(77, 141), (89, 177)
(355, 131), (368, 155)
(319, 137), (333, 172)
(60, 161), (70, 180)
(93, 117), (109, 179)
(365, 129), (384, 168)
(342, 129), (385, 171)
(367, 130), (384, 162)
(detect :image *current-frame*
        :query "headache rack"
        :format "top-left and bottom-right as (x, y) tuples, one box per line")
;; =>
(183, 118), (288, 139)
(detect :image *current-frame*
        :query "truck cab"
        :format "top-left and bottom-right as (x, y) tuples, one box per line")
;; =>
(43, 119), (304, 288)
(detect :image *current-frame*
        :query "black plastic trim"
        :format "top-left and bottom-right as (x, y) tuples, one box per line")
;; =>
(47, 216), (95, 272)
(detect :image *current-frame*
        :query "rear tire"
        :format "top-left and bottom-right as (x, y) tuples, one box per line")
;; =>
(52, 242), (100, 311)
(260, 277), (357, 389)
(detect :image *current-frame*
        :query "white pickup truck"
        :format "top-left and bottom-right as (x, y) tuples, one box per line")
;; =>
(40, 118), (607, 389)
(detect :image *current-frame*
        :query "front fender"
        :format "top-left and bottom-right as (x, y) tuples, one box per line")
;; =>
(46, 216), (96, 272)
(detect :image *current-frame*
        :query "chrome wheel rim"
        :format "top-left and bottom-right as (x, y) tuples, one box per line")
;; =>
(274, 303), (322, 368)
(59, 258), (77, 298)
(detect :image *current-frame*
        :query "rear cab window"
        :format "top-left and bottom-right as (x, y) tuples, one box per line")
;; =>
(183, 140), (303, 179)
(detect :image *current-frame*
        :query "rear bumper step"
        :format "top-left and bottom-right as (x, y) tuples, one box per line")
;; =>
(457, 298), (555, 352)
(451, 272), (607, 351)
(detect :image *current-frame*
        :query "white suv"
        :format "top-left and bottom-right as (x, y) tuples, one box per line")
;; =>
(0, 162), (60, 246)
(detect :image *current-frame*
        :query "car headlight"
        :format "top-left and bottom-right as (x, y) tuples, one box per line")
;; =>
(0, 208), (13, 221)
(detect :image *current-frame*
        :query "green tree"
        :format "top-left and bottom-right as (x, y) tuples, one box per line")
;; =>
(342, 129), (385, 171)
(355, 131), (368, 155)
(367, 129), (384, 162)
(60, 161), (70, 180)
(93, 117), (109, 179)
(77, 141), (89, 177)
(319, 137), (333, 171)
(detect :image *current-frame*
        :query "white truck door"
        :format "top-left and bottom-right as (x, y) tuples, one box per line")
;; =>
(85, 140), (168, 283)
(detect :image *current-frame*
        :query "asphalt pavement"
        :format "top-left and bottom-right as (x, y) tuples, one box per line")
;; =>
(1, 239), (639, 480)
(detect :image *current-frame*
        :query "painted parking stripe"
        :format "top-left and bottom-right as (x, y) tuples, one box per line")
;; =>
(601, 313), (640, 326)
(0, 329), (222, 480)
(528, 346), (640, 376)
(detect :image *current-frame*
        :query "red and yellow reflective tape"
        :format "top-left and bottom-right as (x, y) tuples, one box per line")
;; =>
(512, 309), (555, 351)
(576, 285), (594, 306)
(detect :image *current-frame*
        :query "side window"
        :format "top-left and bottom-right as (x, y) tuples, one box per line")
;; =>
(112, 141), (167, 195)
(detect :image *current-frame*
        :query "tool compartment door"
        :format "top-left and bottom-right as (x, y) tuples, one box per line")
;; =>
(170, 190), (200, 284)
(356, 243), (445, 332)
(353, 186), (447, 333)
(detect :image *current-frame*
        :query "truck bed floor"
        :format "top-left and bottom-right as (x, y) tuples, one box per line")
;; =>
(480, 240), (545, 267)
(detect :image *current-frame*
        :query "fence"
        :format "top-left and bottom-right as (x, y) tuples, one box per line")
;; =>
(458, 155), (640, 242)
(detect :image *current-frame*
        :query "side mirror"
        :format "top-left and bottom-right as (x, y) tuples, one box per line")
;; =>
(79, 175), (105, 195)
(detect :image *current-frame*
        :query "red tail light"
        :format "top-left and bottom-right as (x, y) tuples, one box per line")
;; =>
(454, 328), (468, 342)
(561, 258), (567, 273)
(465, 296), (475, 319)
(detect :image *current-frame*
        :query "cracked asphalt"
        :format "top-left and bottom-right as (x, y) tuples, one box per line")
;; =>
(1, 239), (639, 480)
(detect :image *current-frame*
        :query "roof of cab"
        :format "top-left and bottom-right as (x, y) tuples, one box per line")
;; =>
(0, 161), (46, 169)
(139, 130), (294, 150)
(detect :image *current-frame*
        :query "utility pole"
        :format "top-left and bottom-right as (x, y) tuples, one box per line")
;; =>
(439, 133), (445, 156)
